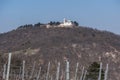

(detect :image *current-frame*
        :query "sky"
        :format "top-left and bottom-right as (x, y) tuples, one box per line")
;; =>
(0, 0), (120, 34)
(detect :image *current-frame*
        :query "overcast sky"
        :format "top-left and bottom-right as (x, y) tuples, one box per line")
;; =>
(0, 0), (120, 34)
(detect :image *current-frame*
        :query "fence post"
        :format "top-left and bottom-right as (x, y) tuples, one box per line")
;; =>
(104, 64), (109, 80)
(36, 67), (41, 80)
(6, 53), (12, 80)
(29, 61), (36, 79)
(83, 70), (87, 80)
(22, 60), (25, 80)
(74, 62), (79, 80)
(46, 62), (50, 80)
(80, 67), (84, 80)
(3, 64), (6, 79)
(66, 61), (70, 80)
(56, 62), (60, 80)
(51, 75), (53, 80)
(98, 62), (102, 80)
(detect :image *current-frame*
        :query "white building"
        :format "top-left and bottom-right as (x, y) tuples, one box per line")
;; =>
(46, 18), (74, 28)
(59, 18), (73, 27)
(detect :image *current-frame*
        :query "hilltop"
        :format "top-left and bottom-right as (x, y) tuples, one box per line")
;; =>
(0, 24), (120, 80)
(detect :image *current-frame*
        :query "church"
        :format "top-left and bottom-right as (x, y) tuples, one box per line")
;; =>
(46, 18), (74, 28)
(59, 18), (74, 27)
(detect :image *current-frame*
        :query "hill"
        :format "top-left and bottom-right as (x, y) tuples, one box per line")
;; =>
(0, 24), (120, 80)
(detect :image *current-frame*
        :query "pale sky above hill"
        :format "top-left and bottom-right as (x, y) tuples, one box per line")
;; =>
(0, 0), (120, 34)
